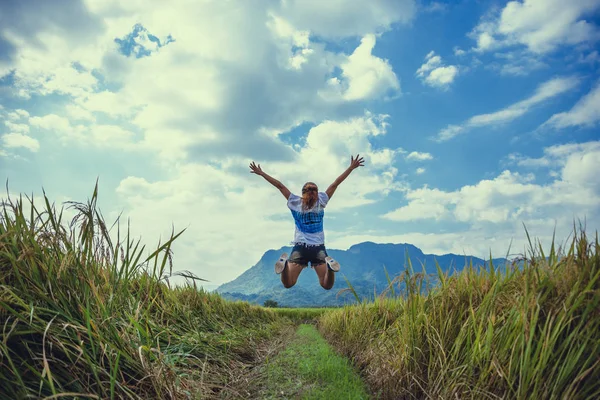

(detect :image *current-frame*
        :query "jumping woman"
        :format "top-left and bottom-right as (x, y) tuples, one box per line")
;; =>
(249, 154), (365, 290)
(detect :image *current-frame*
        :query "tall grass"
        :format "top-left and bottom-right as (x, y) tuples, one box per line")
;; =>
(0, 184), (282, 399)
(318, 227), (600, 399)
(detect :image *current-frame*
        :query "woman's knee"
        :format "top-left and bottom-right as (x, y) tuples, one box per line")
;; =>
(281, 261), (304, 288)
(281, 273), (297, 288)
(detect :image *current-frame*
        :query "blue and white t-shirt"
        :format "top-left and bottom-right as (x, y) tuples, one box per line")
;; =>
(287, 191), (329, 245)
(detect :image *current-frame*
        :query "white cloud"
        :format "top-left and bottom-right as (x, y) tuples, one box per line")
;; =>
(454, 47), (466, 56)
(28, 113), (139, 148)
(296, 114), (405, 202)
(471, 0), (600, 54)
(435, 76), (579, 141)
(544, 81), (600, 129)
(406, 151), (433, 161)
(508, 141), (600, 194)
(4, 121), (30, 134)
(416, 51), (442, 76)
(476, 32), (497, 51)
(0, 0), (105, 77)
(489, 51), (548, 76)
(385, 140), (600, 224)
(579, 50), (600, 65)
(425, 66), (459, 87)
(0, 0), (410, 169)
(65, 104), (97, 122)
(437, 125), (464, 141)
(90, 124), (136, 146)
(323, 34), (400, 101)
(422, 2), (448, 14)
(2, 133), (40, 152)
(279, 0), (416, 38)
(382, 187), (456, 222)
(76, 90), (138, 118)
(6, 109), (30, 121)
(416, 51), (459, 88)
(267, 13), (313, 70)
(29, 114), (72, 131)
(416, 167), (426, 175)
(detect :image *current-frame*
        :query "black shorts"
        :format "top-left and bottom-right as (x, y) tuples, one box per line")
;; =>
(289, 243), (328, 267)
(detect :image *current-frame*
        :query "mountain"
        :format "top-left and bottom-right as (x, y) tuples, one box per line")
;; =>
(215, 242), (508, 307)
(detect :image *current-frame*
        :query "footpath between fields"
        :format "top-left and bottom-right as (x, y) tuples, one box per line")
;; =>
(218, 322), (370, 399)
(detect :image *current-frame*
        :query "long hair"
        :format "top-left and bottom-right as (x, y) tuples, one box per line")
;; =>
(301, 182), (318, 211)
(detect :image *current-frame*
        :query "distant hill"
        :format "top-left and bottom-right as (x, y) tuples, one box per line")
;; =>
(216, 242), (508, 307)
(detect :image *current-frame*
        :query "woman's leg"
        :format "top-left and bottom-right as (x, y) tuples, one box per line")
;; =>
(281, 246), (307, 288)
(314, 262), (335, 290)
(281, 261), (305, 288)
(313, 246), (335, 290)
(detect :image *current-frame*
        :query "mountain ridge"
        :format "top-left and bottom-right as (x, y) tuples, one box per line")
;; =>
(216, 241), (508, 307)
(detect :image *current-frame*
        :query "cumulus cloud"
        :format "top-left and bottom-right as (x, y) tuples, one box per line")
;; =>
(415, 167), (426, 174)
(29, 113), (138, 148)
(279, 0), (416, 38)
(385, 140), (600, 223)
(579, 50), (600, 65)
(435, 76), (579, 141)
(332, 34), (400, 101)
(0, 0), (408, 168)
(488, 50), (548, 76)
(406, 151), (433, 161)
(0, 0), (104, 77)
(4, 121), (30, 134)
(416, 51), (459, 88)
(2, 132), (40, 152)
(6, 109), (30, 121)
(508, 141), (600, 192)
(543, 81), (600, 129)
(453, 47), (466, 56)
(422, 2), (448, 14)
(471, 0), (600, 54)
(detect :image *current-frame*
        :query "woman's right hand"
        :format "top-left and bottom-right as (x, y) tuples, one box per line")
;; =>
(249, 161), (264, 176)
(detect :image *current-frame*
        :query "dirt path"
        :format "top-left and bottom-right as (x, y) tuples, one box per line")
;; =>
(213, 324), (297, 399)
(216, 323), (370, 399)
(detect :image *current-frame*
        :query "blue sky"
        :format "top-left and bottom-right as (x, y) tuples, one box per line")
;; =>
(1, 0), (599, 287)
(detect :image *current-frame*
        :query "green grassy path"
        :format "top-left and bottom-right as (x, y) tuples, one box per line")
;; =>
(256, 324), (370, 399)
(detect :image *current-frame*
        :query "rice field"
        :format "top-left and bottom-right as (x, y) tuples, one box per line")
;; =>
(0, 185), (286, 399)
(3, 183), (598, 399)
(271, 307), (332, 321)
(318, 227), (600, 399)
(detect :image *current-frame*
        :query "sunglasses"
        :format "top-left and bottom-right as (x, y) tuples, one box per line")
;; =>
(302, 187), (318, 193)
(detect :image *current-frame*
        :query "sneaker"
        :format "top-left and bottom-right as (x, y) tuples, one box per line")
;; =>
(275, 253), (288, 274)
(325, 256), (340, 272)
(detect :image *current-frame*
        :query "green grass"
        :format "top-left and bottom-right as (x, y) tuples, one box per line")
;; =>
(318, 227), (600, 399)
(259, 324), (370, 399)
(0, 183), (287, 399)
